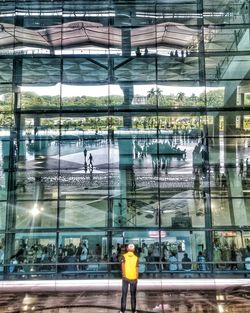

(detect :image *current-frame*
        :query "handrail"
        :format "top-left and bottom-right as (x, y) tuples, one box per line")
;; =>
(1, 260), (250, 272)
(215, 27), (246, 80)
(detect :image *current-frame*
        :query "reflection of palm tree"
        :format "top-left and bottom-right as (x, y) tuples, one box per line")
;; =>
(147, 87), (163, 105)
(147, 88), (156, 99)
(155, 87), (162, 97)
(177, 92), (185, 103)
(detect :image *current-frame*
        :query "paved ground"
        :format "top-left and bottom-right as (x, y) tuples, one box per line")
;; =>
(1, 286), (250, 313)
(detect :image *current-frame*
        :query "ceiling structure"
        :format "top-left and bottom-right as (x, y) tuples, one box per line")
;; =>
(0, 0), (248, 100)
(0, 21), (201, 49)
(0, 1), (248, 92)
(0, 0), (240, 13)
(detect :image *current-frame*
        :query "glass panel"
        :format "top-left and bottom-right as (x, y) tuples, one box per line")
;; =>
(63, 58), (108, 85)
(0, 60), (13, 84)
(0, 234), (4, 272)
(21, 58), (61, 91)
(14, 200), (57, 229)
(115, 57), (156, 83)
(205, 26), (250, 53)
(0, 202), (6, 230)
(59, 197), (108, 228)
(58, 137), (110, 194)
(15, 169), (59, 202)
(132, 85), (207, 107)
(0, 129), (9, 199)
(58, 231), (107, 275)
(20, 86), (61, 109)
(7, 232), (56, 276)
(61, 85), (123, 108)
(213, 231), (243, 270)
(1, 0), (250, 281)
(113, 230), (207, 275)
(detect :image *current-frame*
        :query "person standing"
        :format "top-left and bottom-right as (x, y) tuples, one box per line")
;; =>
(88, 153), (93, 169)
(83, 148), (87, 163)
(197, 251), (206, 272)
(120, 244), (139, 313)
(239, 158), (244, 176)
(182, 253), (192, 277)
(193, 172), (200, 198)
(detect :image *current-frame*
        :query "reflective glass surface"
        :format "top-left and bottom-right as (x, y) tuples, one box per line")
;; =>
(0, 0), (250, 280)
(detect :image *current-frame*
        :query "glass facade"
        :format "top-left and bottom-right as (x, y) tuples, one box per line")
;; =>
(0, 0), (250, 279)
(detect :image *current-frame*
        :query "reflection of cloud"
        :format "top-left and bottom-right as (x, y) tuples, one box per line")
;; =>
(21, 84), (123, 97)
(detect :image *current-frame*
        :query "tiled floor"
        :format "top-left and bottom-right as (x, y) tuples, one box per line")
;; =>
(1, 288), (250, 313)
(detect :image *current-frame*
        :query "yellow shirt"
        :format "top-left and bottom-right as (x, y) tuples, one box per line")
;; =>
(121, 251), (138, 280)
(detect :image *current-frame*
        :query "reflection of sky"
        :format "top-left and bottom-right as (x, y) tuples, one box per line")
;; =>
(20, 84), (223, 97)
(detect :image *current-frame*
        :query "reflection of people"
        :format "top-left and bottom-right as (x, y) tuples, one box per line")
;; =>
(182, 253), (192, 270)
(193, 172), (200, 198)
(136, 47), (141, 56)
(245, 246), (250, 271)
(169, 252), (178, 272)
(138, 252), (146, 276)
(88, 153), (93, 168)
(83, 148), (87, 162)
(239, 158), (244, 176)
(221, 173), (227, 190)
(182, 253), (192, 277)
(79, 243), (88, 270)
(197, 251), (206, 271)
(0, 245), (4, 265)
(120, 244), (138, 313)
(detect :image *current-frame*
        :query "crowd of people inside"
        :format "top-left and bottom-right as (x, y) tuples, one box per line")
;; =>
(1, 239), (250, 276)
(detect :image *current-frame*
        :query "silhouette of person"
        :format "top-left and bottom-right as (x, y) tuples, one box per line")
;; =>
(221, 173), (227, 190)
(83, 148), (87, 162)
(88, 153), (93, 168)
(239, 158), (244, 176)
(136, 47), (141, 56)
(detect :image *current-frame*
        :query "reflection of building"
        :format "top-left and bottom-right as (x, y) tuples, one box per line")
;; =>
(132, 95), (147, 105)
(1, 1), (250, 304)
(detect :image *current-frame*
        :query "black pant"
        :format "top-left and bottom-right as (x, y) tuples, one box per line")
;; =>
(120, 279), (137, 312)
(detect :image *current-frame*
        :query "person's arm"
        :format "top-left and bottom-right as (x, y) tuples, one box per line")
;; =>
(121, 256), (125, 278)
(136, 257), (139, 280)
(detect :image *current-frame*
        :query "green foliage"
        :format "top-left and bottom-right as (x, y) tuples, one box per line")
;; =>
(244, 93), (250, 105)
(0, 89), (224, 128)
(40, 116), (123, 131)
(132, 116), (203, 130)
(199, 89), (224, 107)
(146, 88), (224, 107)
(20, 93), (124, 108)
